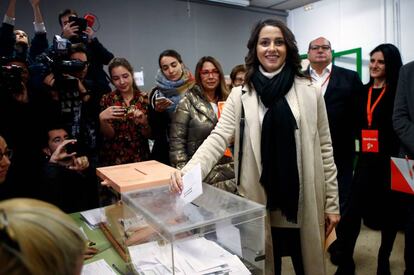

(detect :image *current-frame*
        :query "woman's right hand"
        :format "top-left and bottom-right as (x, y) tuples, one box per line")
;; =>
(99, 106), (125, 121)
(169, 170), (184, 194)
(155, 97), (173, 112)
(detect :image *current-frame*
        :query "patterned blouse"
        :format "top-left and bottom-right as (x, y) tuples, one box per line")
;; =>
(99, 89), (150, 166)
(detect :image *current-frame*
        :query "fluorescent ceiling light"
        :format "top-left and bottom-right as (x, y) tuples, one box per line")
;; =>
(206, 0), (250, 7)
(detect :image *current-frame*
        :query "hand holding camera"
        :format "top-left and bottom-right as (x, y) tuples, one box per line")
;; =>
(62, 20), (79, 40)
(49, 139), (89, 171)
(49, 139), (77, 166)
(83, 26), (95, 43)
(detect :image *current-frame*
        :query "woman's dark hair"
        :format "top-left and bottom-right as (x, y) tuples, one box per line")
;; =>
(230, 64), (246, 83)
(245, 18), (303, 89)
(368, 43), (402, 92)
(158, 49), (183, 69)
(194, 56), (229, 101)
(108, 57), (139, 91)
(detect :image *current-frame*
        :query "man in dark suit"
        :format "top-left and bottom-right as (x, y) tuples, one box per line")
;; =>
(305, 37), (363, 267)
(306, 37), (363, 213)
(393, 60), (414, 275)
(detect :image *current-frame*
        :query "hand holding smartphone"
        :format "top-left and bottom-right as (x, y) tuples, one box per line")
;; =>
(156, 96), (173, 103)
(64, 141), (78, 154)
(155, 96), (173, 112)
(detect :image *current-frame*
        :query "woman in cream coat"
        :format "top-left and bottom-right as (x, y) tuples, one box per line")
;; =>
(170, 19), (340, 275)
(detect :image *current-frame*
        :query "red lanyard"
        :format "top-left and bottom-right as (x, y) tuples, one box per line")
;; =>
(366, 85), (386, 128)
(321, 70), (332, 88)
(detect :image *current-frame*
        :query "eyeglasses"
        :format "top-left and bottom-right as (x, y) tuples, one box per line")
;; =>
(0, 149), (13, 160)
(200, 69), (220, 77)
(309, 45), (331, 51)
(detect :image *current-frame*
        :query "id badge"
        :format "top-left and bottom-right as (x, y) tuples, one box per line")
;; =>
(361, 129), (379, 153)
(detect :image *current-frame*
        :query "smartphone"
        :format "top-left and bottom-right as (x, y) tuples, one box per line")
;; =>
(156, 97), (173, 104)
(65, 142), (78, 154)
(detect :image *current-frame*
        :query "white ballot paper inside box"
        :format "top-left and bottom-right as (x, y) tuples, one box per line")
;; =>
(128, 237), (251, 275)
(391, 157), (414, 195)
(180, 163), (203, 204)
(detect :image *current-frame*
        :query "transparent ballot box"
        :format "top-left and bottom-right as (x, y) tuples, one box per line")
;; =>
(120, 183), (266, 275)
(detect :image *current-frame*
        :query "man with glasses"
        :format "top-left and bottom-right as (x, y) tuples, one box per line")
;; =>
(305, 37), (363, 265)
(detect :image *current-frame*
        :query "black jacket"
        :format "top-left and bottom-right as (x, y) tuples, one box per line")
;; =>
(305, 65), (363, 163)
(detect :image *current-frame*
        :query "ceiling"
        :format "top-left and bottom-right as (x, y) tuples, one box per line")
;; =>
(199, 0), (321, 11)
(249, 0), (321, 11)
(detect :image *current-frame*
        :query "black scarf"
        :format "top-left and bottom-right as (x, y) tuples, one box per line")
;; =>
(251, 64), (300, 223)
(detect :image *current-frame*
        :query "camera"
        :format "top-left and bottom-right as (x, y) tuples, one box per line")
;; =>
(30, 35), (87, 92)
(69, 16), (88, 43)
(0, 64), (23, 96)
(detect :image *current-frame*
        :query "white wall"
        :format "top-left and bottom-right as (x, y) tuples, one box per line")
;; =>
(288, 0), (413, 83)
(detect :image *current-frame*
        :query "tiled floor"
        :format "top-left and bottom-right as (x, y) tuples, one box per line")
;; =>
(281, 225), (405, 274)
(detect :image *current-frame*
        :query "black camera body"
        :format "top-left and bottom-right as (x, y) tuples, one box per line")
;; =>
(64, 141), (78, 154)
(69, 16), (88, 43)
(0, 64), (23, 96)
(30, 35), (87, 91)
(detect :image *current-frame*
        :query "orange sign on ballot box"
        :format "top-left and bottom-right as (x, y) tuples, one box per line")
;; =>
(391, 157), (414, 195)
(97, 160), (178, 193)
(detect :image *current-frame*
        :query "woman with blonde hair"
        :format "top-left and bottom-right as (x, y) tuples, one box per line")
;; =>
(0, 198), (85, 275)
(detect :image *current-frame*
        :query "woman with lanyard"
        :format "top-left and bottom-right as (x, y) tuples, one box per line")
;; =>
(336, 44), (404, 275)
(169, 19), (339, 275)
(148, 49), (195, 165)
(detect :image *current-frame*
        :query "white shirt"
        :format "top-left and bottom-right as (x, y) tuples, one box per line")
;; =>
(309, 63), (332, 96)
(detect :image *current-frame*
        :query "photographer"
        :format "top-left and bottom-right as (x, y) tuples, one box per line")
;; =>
(58, 8), (114, 93)
(0, 0), (49, 64)
(41, 42), (100, 167)
(0, 56), (44, 199)
(40, 125), (98, 213)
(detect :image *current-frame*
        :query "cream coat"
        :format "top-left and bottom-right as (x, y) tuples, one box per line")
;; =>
(182, 77), (339, 275)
